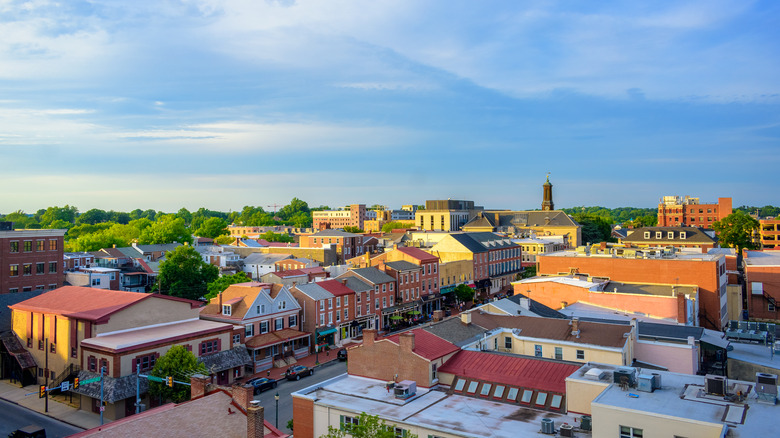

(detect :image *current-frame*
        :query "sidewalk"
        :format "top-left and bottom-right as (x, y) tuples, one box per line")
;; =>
(0, 380), (101, 431)
(243, 340), (362, 382)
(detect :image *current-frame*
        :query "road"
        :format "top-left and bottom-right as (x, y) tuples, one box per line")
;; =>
(253, 360), (348, 435)
(0, 399), (83, 438)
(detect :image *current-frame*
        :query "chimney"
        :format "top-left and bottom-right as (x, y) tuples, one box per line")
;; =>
(232, 383), (254, 411)
(399, 331), (415, 353)
(433, 309), (444, 322)
(363, 329), (377, 346)
(687, 336), (696, 346)
(190, 374), (210, 399)
(519, 297), (531, 310)
(571, 317), (580, 337)
(292, 281), (297, 288)
(341, 278), (347, 286)
(112, 244), (116, 248)
(219, 292), (223, 308)
(460, 311), (472, 325)
(247, 400), (265, 438)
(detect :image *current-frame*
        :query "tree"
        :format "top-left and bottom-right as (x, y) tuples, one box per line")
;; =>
(157, 246), (218, 300)
(176, 208), (193, 226)
(39, 205), (78, 227)
(381, 221), (409, 233)
(194, 217), (229, 239)
(76, 208), (109, 225)
(138, 215), (193, 245)
(260, 231), (294, 243)
(454, 284), (474, 303)
(343, 226), (364, 233)
(321, 412), (417, 438)
(204, 272), (251, 300)
(148, 345), (207, 403)
(713, 211), (760, 253)
(573, 213), (613, 244)
(521, 266), (537, 279)
(214, 235), (235, 245)
(2, 211), (35, 229)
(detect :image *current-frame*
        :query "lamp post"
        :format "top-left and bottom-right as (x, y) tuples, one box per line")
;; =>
(274, 392), (279, 428)
(314, 327), (318, 365)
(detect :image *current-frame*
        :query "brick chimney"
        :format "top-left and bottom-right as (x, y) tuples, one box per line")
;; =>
(247, 400), (265, 438)
(190, 374), (210, 399)
(341, 278), (347, 286)
(571, 317), (580, 337)
(363, 329), (377, 346)
(232, 383), (254, 411)
(218, 292), (223, 308)
(399, 331), (415, 353)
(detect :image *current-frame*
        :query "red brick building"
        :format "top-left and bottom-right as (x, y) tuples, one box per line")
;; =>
(298, 229), (364, 262)
(538, 248), (728, 330)
(312, 204), (366, 230)
(657, 196), (732, 228)
(336, 267), (397, 330)
(744, 250), (780, 321)
(0, 224), (65, 294)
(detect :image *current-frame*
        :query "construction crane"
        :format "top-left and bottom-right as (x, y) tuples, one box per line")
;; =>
(267, 204), (283, 215)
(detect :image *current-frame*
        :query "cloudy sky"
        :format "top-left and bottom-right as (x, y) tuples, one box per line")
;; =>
(1, 0), (778, 213)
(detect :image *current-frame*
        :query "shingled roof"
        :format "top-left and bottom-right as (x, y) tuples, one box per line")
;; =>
(383, 328), (459, 360)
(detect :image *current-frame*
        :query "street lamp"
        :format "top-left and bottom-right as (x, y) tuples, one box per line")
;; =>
(314, 327), (318, 365)
(274, 392), (280, 428)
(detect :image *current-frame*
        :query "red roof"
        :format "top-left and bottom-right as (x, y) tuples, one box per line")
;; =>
(438, 350), (580, 394)
(384, 328), (459, 360)
(274, 269), (307, 278)
(257, 239), (298, 248)
(10, 286), (150, 322)
(397, 247), (439, 262)
(317, 279), (355, 297)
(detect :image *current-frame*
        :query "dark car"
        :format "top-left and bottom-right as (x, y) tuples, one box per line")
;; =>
(246, 377), (277, 394)
(337, 348), (348, 361)
(285, 365), (314, 381)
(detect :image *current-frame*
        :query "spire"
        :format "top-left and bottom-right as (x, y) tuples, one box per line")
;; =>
(542, 174), (554, 211)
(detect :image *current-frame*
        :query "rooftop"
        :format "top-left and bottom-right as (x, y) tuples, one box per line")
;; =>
(81, 319), (233, 352)
(10, 287), (151, 322)
(383, 328), (460, 360)
(744, 250), (780, 267)
(542, 248), (723, 262)
(395, 246), (438, 262)
(316, 279), (355, 297)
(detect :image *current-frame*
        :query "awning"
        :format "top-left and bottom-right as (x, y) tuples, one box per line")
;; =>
(0, 331), (37, 369)
(440, 286), (455, 294)
(245, 328), (310, 349)
(198, 346), (252, 373)
(468, 284), (477, 289)
(317, 327), (338, 336)
(701, 330), (730, 350)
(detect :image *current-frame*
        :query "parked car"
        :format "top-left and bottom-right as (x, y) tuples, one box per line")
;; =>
(285, 365), (314, 381)
(337, 348), (348, 361)
(246, 377), (277, 394)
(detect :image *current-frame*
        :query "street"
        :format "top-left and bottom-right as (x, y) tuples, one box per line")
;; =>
(0, 399), (83, 438)
(254, 360), (348, 435)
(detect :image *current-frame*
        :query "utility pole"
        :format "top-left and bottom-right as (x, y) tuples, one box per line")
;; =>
(135, 363), (141, 414)
(100, 366), (105, 425)
(44, 337), (48, 413)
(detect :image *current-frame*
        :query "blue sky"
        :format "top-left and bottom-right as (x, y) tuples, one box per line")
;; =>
(1, 0), (779, 213)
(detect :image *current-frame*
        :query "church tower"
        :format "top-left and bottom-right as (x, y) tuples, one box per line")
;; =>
(542, 174), (554, 211)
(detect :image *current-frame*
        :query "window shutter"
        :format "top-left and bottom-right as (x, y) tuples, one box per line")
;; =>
(198, 341), (204, 356)
(216, 338), (221, 352)
(340, 415), (345, 431)
(131, 358), (137, 373)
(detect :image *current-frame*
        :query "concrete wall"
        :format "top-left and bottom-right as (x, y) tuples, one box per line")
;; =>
(565, 378), (609, 415)
(728, 357), (780, 381)
(98, 296), (199, 335)
(591, 403), (726, 438)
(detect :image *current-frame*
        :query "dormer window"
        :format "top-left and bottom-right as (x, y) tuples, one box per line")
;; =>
(222, 305), (231, 316)
(655, 232), (662, 239)
(667, 232), (674, 239)
(644, 232), (650, 239)
(680, 232), (687, 240)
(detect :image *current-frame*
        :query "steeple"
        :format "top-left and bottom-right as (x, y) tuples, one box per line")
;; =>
(542, 173), (554, 211)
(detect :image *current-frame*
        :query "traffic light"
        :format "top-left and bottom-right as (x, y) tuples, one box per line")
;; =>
(39, 385), (46, 398)
(73, 377), (79, 390)
(167, 376), (173, 387)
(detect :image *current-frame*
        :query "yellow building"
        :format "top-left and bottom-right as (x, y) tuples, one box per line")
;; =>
(462, 210), (582, 247)
(416, 199), (482, 232)
(513, 234), (568, 266)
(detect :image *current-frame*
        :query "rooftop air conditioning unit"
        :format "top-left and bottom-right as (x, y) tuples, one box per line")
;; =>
(637, 374), (654, 393)
(614, 367), (637, 387)
(705, 375), (726, 396)
(540, 418), (555, 435)
(559, 423), (574, 437)
(756, 373), (778, 404)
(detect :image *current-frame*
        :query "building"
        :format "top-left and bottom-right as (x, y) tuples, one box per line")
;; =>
(415, 199), (482, 232)
(513, 234), (567, 267)
(336, 267), (397, 330)
(0, 224), (65, 294)
(274, 257), (316, 272)
(437, 259), (475, 303)
(463, 210), (582, 248)
(538, 246), (728, 330)
(657, 195), (732, 228)
(312, 204), (366, 231)
(260, 267), (327, 288)
(291, 279), (362, 350)
(241, 253), (293, 279)
(744, 250), (780, 321)
(63, 252), (94, 271)
(380, 260), (424, 320)
(64, 266), (121, 290)
(759, 217), (780, 249)
(70, 374), (287, 438)
(199, 283), (307, 373)
(620, 226), (717, 252)
(298, 229), (365, 262)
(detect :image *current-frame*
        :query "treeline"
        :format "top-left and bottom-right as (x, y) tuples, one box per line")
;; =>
(0, 197), (324, 252)
(561, 206), (658, 226)
(736, 205), (780, 218)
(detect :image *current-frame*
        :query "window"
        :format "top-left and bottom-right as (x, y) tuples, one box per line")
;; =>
(23, 264), (32, 276)
(620, 426), (643, 438)
(49, 239), (57, 250)
(344, 295), (348, 306)
(9, 288), (18, 294)
(479, 383), (492, 396)
(506, 387), (519, 401)
(233, 334), (241, 344)
(535, 392), (548, 406)
(576, 349), (585, 360)
(393, 427), (408, 438)
(382, 297), (386, 308)
(466, 381), (479, 394)
(328, 312), (333, 324)
(88, 356), (97, 372)
(23, 241), (32, 252)
(328, 298), (333, 309)
(289, 315), (297, 327)
(769, 302), (776, 312)
(91, 278), (101, 286)
(375, 298), (379, 309)
(200, 339), (219, 355)
(37, 240), (44, 251)
(260, 321), (269, 334)
(340, 415), (359, 431)
(454, 379), (466, 392)
(534, 344), (542, 357)
(520, 389), (533, 403)
(10, 241), (18, 253)
(319, 314), (324, 326)
(668, 231), (674, 239)
(493, 385), (505, 398)
(275, 318), (283, 330)
(222, 305), (231, 316)
(320, 300), (325, 311)
(336, 311), (340, 322)
(550, 394), (563, 409)
(245, 324), (254, 337)
(9, 265), (18, 277)
(680, 232), (687, 239)
(555, 347), (563, 360)
(504, 336), (512, 349)
(49, 262), (57, 273)
(343, 309), (348, 320)
(644, 232), (650, 239)
(136, 353), (157, 372)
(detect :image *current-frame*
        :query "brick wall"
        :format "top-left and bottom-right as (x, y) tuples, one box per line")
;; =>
(347, 330), (433, 387)
(292, 396), (315, 438)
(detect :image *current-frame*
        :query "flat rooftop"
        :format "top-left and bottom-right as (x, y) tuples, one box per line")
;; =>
(294, 374), (588, 437)
(82, 319), (232, 352)
(744, 250), (780, 266)
(587, 365), (776, 437)
(543, 249), (722, 262)
(727, 341), (780, 370)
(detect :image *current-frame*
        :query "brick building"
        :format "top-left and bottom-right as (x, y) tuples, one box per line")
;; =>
(0, 224), (65, 294)
(312, 204), (366, 231)
(620, 226), (717, 253)
(336, 267), (397, 330)
(657, 196), (732, 228)
(744, 250), (780, 321)
(538, 247), (728, 330)
(291, 279), (362, 350)
(298, 229), (364, 262)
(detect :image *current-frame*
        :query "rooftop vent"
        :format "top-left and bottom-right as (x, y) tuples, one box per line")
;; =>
(705, 375), (726, 396)
(393, 380), (417, 400)
(541, 418), (555, 434)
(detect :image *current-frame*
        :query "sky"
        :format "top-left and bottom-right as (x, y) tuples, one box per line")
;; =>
(1, 0), (779, 213)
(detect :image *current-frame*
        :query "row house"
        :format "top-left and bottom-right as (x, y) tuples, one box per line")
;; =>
(199, 283), (307, 372)
(275, 257), (317, 272)
(7, 286), (246, 421)
(242, 253), (293, 279)
(298, 229), (364, 263)
(125, 242), (182, 262)
(619, 226), (717, 253)
(387, 247), (441, 315)
(336, 267), (398, 331)
(260, 266), (328, 288)
(381, 260), (423, 318)
(1, 225), (65, 294)
(196, 245), (240, 271)
(64, 266), (120, 290)
(291, 279), (364, 351)
(512, 235), (567, 267)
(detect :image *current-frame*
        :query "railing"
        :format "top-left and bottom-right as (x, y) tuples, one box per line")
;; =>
(51, 363), (80, 389)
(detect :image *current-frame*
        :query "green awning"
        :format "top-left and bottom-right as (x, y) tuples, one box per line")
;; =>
(317, 328), (337, 336)
(440, 286), (455, 294)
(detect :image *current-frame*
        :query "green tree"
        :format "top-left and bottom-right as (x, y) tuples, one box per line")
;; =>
(194, 217), (229, 239)
(260, 231), (294, 243)
(343, 226), (364, 233)
(77, 208), (109, 225)
(46, 219), (72, 230)
(713, 211), (760, 253)
(381, 221), (409, 233)
(2, 211), (35, 228)
(214, 235), (235, 245)
(573, 213), (613, 244)
(157, 246), (218, 300)
(521, 266), (537, 279)
(138, 215), (193, 245)
(39, 205), (78, 227)
(204, 272), (251, 301)
(176, 208), (193, 226)
(322, 412), (417, 438)
(148, 345), (207, 404)
(454, 284), (474, 303)
(68, 223), (141, 252)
